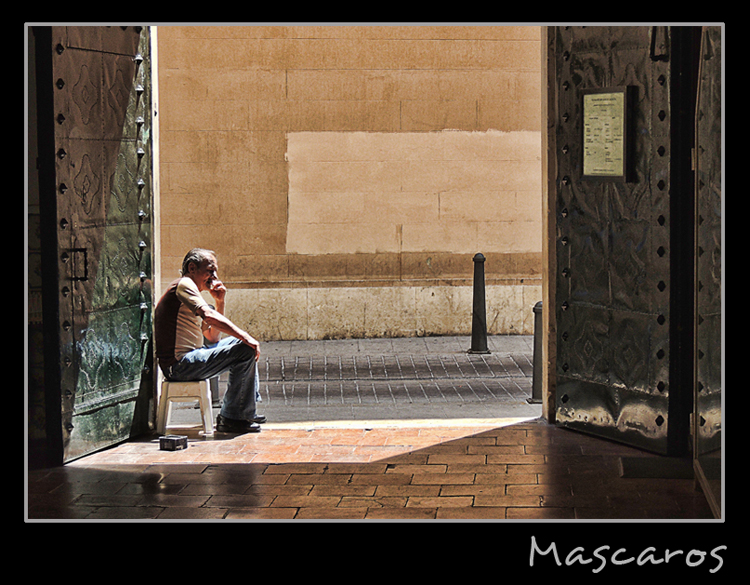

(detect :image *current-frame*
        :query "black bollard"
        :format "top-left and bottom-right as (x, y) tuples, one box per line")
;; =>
(468, 253), (490, 354)
(528, 301), (543, 404)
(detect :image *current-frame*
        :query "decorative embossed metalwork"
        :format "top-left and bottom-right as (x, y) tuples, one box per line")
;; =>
(72, 153), (102, 216)
(71, 64), (98, 125)
(552, 26), (697, 454)
(53, 26), (154, 462)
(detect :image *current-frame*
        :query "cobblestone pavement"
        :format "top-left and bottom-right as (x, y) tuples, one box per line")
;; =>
(235, 335), (539, 425)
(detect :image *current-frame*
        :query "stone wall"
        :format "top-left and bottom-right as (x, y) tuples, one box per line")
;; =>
(156, 25), (543, 339)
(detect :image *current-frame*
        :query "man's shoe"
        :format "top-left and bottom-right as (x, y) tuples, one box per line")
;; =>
(252, 414), (267, 424)
(216, 414), (261, 434)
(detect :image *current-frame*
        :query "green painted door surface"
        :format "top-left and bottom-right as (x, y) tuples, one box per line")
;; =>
(52, 26), (154, 462)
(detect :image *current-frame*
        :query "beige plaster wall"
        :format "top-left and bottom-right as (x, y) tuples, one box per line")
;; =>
(286, 130), (541, 255)
(156, 25), (543, 340)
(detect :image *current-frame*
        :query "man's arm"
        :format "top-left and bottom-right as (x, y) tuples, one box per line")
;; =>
(198, 304), (260, 357)
(200, 283), (225, 345)
(198, 278), (259, 357)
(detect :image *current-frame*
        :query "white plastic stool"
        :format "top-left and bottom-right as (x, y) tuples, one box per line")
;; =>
(157, 379), (214, 436)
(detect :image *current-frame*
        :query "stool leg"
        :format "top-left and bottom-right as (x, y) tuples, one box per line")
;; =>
(157, 381), (169, 434)
(199, 380), (214, 436)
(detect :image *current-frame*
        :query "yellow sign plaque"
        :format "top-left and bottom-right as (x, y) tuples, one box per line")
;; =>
(582, 88), (630, 180)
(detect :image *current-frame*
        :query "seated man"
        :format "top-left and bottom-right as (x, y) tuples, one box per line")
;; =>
(154, 248), (265, 433)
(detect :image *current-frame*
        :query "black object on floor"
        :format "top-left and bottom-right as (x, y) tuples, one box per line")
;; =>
(159, 435), (188, 451)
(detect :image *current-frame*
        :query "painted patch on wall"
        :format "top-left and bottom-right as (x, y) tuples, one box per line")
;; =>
(286, 131), (542, 255)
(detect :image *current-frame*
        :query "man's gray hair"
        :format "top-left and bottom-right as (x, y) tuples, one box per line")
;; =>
(181, 248), (216, 276)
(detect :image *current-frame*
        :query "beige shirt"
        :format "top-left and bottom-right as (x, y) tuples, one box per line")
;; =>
(173, 277), (209, 360)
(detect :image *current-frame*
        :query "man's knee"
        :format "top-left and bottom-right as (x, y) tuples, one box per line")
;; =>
(230, 340), (257, 363)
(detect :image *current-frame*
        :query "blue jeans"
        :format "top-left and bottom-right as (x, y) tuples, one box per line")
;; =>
(166, 337), (260, 421)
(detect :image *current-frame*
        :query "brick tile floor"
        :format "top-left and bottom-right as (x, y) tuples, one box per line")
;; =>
(26, 336), (716, 521)
(27, 419), (714, 520)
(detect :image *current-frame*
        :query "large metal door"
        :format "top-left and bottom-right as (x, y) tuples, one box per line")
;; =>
(550, 26), (702, 455)
(50, 26), (155, 462)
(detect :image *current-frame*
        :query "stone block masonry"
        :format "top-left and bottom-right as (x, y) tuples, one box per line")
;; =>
(156, 26), (542, 340)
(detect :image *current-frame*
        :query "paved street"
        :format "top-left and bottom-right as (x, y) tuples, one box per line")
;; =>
(231, 335), (540, 427)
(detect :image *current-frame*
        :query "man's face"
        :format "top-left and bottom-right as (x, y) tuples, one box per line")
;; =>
(189, 255), (218, 292)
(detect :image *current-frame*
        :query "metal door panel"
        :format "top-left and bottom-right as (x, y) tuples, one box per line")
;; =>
(609, 219), (651, 313)
(552, 26), (696, 454)
(108, 135), (152, 226)
(564, 216), (609, 306)
(51, 26), (154, 462)
(609, 311), (653, 391)
(560, 304), (609, 385)
(57, 138), (107, 229)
